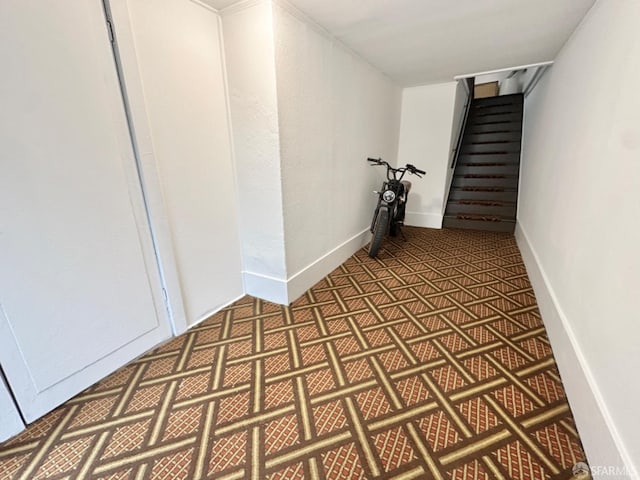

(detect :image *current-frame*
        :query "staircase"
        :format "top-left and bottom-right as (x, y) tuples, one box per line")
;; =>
(443, 93), (523, 233)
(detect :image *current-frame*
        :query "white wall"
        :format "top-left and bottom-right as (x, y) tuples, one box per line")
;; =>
(272, 3), (402, 298)
(396, 82), (462, 228)
(222, 0), (402, 304)
(126, 0), (244, 326)
(517, 1), (639, 477)
(222, 1), (288, 302)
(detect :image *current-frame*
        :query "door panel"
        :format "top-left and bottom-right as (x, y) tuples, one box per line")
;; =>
(0, 1), (171, 421)
(0, 372), (24, 442)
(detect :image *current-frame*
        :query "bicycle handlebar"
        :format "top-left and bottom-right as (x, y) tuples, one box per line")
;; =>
(406, 163), (426, 175)
(367, 158), (425, 177)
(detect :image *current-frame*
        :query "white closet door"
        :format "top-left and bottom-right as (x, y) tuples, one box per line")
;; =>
(0, 375), (24, 442)
(0, 1), (171, 422)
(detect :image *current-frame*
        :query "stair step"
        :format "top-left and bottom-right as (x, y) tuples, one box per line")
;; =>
(443, 216), (516, 233)
(452, 176), (519, 188)
(456, 164), (520, 176)
(473, 94), (523, 107)
(464, 132), (521, 143)
(468, 123), (522, 134)
(461, 142), (521, 154)
(471, 104), (523, 116)
(444, 92), (523, 235)
(445, 200), (516, 217)
(472, 113), (523, 125)
(448, 188), (518, 202)
(471, 99), (524, 112)
(458, 153), (521, 164)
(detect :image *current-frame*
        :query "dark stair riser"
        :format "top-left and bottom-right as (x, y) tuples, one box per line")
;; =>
(452, 177), (519, 188)
(456, 165), (520, 176)
(443, 217), (516, 233)
(468, 123), (522, 134)
(458, 153), (521, 164)
(470, 104), (523, 116)
(445, 202), (517, 217)
(448, 188), (518, 203)
(471, 93), (523, 106)
(464, 132), (521, 143)
(461, 142), (521, 154)
(472, 113), (522, 124)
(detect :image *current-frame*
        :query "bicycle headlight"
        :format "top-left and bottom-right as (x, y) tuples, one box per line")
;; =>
(382, 190), (396, 203)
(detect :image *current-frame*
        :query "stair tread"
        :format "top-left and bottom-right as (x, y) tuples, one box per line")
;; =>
(454, 174), (518, 178)
(468, 125), (523, 134)
(458, 153), (521, 162)
(472, 103), (521, 111)
(464, 134), (521, 140)
(452, 177), (519, 188)
(458, 162), (520, 166)
(456, 164), (520, 177)
(463, 139), (521, 144)
(472, 104), (522, 110)
(471, 106), (523, 116)
(445, 213), (515, 222)
(448, 188), (518, 203)
(473, 117), (522, 125)
(461, 143), (521, 154)
(448, 199), (516, 205)
(451, 187), (518, 192)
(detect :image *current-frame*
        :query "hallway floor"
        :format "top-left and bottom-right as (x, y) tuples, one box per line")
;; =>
(0, 227), (586, 479)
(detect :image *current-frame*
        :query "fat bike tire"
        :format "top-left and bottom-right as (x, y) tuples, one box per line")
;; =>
(390, 221), (399, 237)
(390, 203), (405, 237)
(368, 208), (388, 258)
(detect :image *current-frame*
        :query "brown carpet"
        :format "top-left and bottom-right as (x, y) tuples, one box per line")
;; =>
(0, 227), (586, 479)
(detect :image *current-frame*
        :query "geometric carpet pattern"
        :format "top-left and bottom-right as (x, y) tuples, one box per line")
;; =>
(0, 227), (586, 479)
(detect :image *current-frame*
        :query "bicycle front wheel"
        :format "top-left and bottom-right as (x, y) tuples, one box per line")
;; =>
(368, 207), (388, 258)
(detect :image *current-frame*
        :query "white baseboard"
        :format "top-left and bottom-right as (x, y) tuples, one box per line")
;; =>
(243, 271), (289, 305)
(286, 228), (370, 303)
(405, 211), (443, 229)
(243, 228), (371, 305)
(515, 222), (636, 479)
(188, 293), (247, 329)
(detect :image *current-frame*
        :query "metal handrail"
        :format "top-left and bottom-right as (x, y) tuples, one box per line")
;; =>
(450, 77), (474, 169)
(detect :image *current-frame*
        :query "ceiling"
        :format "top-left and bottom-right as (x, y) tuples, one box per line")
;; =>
(204, 0), (243, 9)
(205, 0), (595, 86)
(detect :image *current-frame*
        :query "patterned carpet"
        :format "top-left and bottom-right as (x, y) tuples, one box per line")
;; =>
(0, 227), (586, 479)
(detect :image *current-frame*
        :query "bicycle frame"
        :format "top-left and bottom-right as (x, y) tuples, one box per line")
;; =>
(367, 158), (425, 258)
